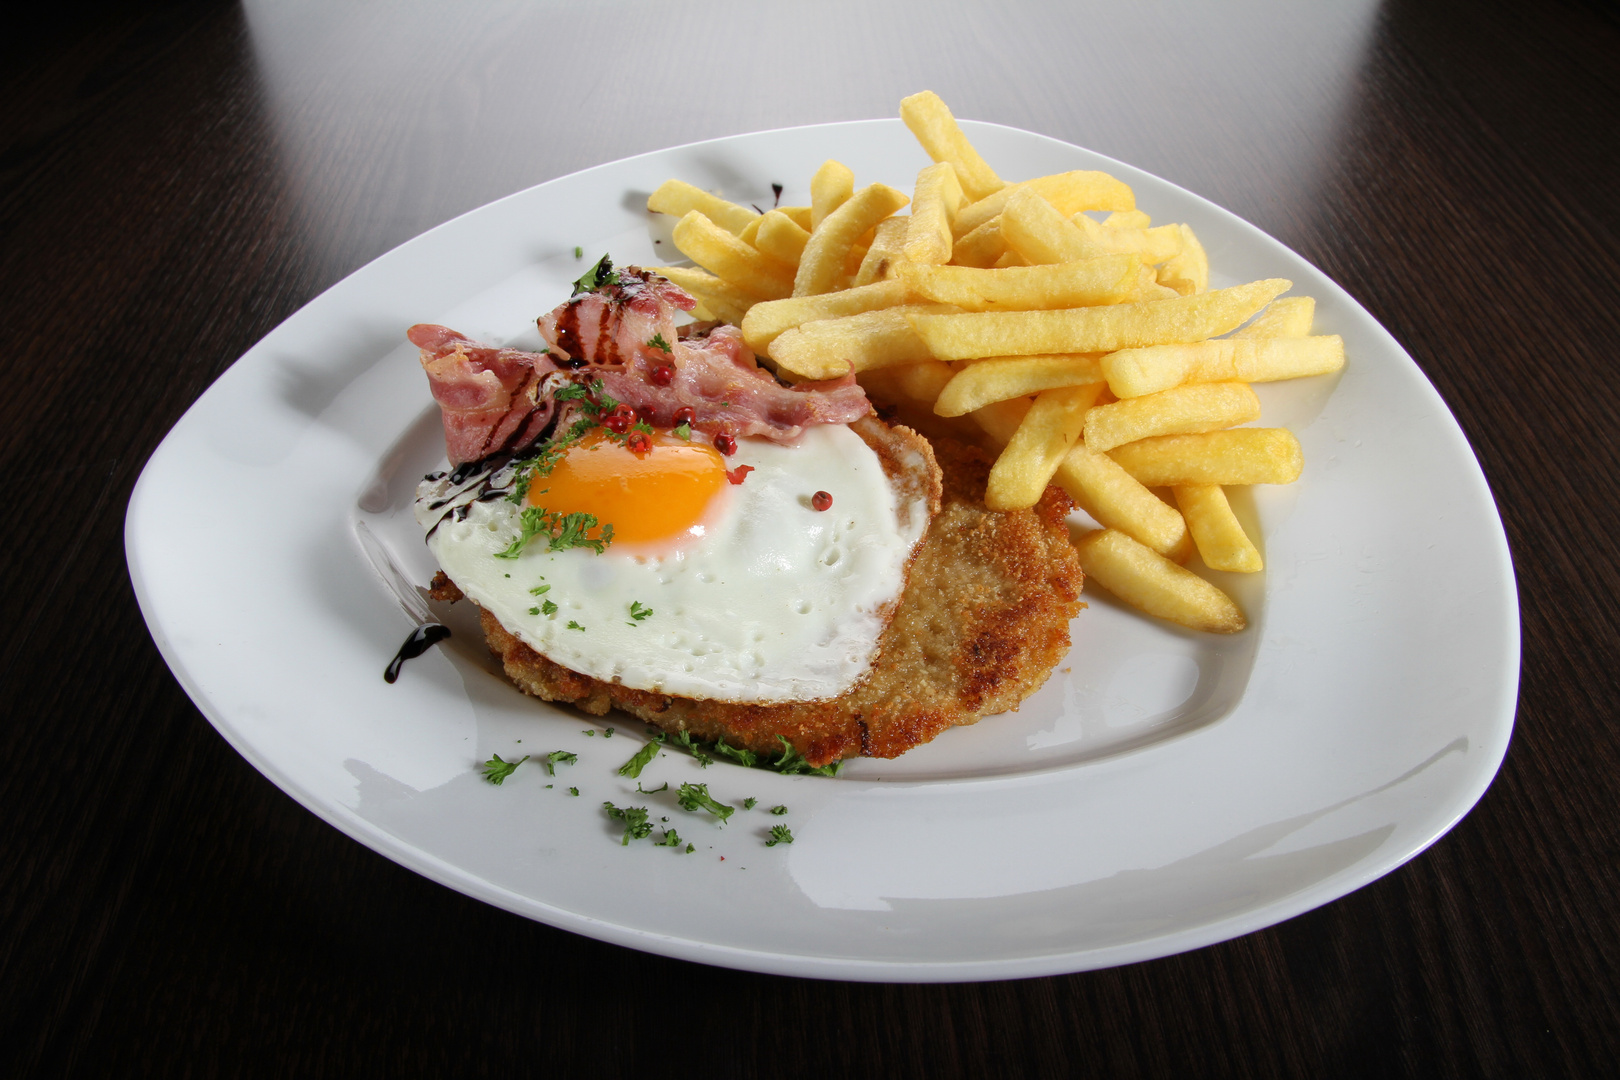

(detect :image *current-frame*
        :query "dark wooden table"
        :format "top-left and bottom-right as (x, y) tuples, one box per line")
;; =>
(5, 0), (1617, 1074)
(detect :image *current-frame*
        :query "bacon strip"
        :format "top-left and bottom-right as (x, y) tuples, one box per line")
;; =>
(537, 267), (870, 439)
(408, 324), (557, 465)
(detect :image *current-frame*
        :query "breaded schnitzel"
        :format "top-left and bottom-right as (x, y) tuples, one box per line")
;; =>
(438, 431), (1084, 767)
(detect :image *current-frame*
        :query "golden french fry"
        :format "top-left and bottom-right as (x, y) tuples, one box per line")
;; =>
(1234, 296), (1315, 338)
(935, 355), (1104, 416)
(899, 91), (1004, 202)
(650, 266), (755, 325)
(671, 211), (796, 299)
(1174, 484), (1262, 572)
(853, 216), (910, 287)
(737, 216), (762, 248)
(1108, 429), (1303, 486)
(777, 205), (813, 230)
(1056, 443), (1192, 561)
(810, 160), (855, 230)
(888, 360), (956, 404)
(1000, 188), (1102, 264)
(1071, 212), (1184, 264)
(903, 162), (964, 266)
(971, 395), (1031, 447)
(1156, 224), (1209, 295)
(898, 256), (1139, 311)
(992, 251), (1029, 268)
(768, 304), (951, 379)
(1074, 529), (1246, 633)
(1104, 209), (1151, 229)
(740, 278), (912, 354)
(647, 180), (760, 235)
(794, 183), (910, 296)
(950, 218), (1008, 268)
(953, 172), (1137, 239)
(910, 278), (1291, 361)
(986, 384), (1104, 510)
(754, 210), (811, 267)
(1101, 335), (1345, 397)
(1082, 381), (1261, 453)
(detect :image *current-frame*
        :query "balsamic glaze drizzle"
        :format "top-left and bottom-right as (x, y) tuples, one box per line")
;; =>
(384, 623), (451, 683)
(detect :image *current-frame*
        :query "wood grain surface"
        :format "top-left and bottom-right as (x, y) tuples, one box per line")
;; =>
(3, 0), (1617, 1075)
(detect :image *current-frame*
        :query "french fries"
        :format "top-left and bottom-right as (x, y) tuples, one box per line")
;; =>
(900, 91), (1004, 202)
(741, 279), (910, 354)
(985, 383), (1103, 510)
(1101, 335), (1344, 397)
(1074, 529), (1246, 633)
(1107, 429), (1304, 487)
(1082, 381), (1261, 453)
(897, 256), (1139, 310)
(794, 183), (910, 296)
(908, 279), (1291, 360)
(769, 305), (952, 379)
(935, 354), (1103, 416)
(642, 91), (1343, 634)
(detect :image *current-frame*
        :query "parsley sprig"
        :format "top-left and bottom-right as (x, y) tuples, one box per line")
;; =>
(572, 253), (619, 295)
(617, 734), (665, 779)
(482, 753), (529, 785)
(766, 824), (794, 847)
(603, 802), (653, 845)
(676, 782), (735, 823)
(544, 750), (578, 776)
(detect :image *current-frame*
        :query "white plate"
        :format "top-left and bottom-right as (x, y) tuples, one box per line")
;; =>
(125, 120), (1518, 981)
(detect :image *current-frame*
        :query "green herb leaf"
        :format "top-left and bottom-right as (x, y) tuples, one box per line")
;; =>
(618, 734), (666, 779)
(567, 620), (586, 631)
(541, 599), (558, 616)
(768, 735), (844, 776)
(671, 730), (713, 767)
(482, 753), (529, 785)
(658, 828), (683, 848)
(602, 801), (653, 845)
(544, 750), (578, 776)
(495, 507), (612, 559)
(629, 601), (654, 622)
(765, 824), (794, 847)
(572, 253), (618, 295)
(673, 422), (691, 440)
(676, 782), (734, 822)
(529, 583), (551, 595)
(647, 332), (673, 354)
(636, 781), (668, 794)
(568, 787), (579, 796)
(712, 738), (758, 768)
(743, 797), (758, 810)
(770, 805), (788, 815)
(574, 245), (583, 259)
(604, 727), (615, 738)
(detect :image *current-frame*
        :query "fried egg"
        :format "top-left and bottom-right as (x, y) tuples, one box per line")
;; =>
(415, 422), (931, 703)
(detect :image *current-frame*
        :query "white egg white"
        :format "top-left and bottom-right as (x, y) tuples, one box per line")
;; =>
(415, 424), (928, 703)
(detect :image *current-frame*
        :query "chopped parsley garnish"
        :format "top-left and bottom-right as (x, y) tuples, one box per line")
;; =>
(629, 601), (654, 622)
(647, 332), (673, 354)
(766, 824), (794, 847)
(603, 802), (653, 845)
(743, 797), (758, 810)
(712, 738), (758, 768)
(541, 599), (558, 616)
(770, 805), (788, 815)
(481, 753), (528, 785)
(604, 727), (615, 738)
(544, 750), (578, 776)
(530, 584), (551, 595)
(528, 606), (540, 615)
(567, 620), (586, 631)
(658, 829), (684, 848)
(673, 422), (692, 440)
(568, 787), (579, 796)
(495, 507), (613, 559)
(670, 730), (713, 767)
(618, 734), (665, 779)
(573, 245), (583, 259)
(636, 781), (668, 794)
(572, 253), (618, 295)
(676, 782), (734, 823)
(771, 736), (844, 776)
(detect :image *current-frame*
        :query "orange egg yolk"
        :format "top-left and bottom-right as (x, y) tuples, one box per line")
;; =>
(526, 428), (727, 546)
